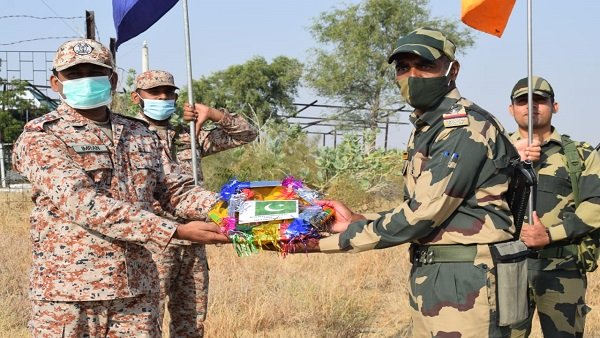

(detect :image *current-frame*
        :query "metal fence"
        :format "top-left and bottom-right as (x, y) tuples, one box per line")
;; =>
(0, 142), (31, 204)
(0, 50), (55, 99)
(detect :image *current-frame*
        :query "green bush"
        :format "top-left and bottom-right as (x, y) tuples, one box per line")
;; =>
(202, 125), (405, 213)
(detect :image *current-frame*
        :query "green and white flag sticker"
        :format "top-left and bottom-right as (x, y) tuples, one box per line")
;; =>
(238, 200), (299, 224)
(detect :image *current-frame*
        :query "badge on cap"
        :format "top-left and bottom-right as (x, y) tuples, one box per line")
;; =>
(73, 42), (93, 55)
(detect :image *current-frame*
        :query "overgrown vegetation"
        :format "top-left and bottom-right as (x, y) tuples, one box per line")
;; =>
(200, 121), (404, 214)
(0, 79), (48, 143)
(305, 0), (474, 152)
(182, 56), (304, 126)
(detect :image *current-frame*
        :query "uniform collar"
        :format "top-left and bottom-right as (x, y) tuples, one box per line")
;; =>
(509, 126), (560, 147)
(57, 103), (112, 127)
(547, 127), (562, 146)
(134, 111), (173, 131)
(409, 88), (462, 128)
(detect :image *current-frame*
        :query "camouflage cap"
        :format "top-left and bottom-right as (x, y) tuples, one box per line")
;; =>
(511, 76), (555, 100)
(52, 38), (114, 72)
(135, 70), (179, 90)
(387, 27), (456, 64)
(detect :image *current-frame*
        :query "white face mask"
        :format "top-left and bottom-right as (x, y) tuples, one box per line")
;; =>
(57, 76), (113, 109)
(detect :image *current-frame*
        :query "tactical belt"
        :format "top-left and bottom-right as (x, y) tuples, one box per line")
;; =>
(528, 244), (578, 259)
(410, 244), (477, 265)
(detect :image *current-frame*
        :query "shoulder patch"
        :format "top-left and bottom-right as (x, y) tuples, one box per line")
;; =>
(24, 111), (61, 132)
(116, 112), (150, 126)
(443, 103), (469, 128)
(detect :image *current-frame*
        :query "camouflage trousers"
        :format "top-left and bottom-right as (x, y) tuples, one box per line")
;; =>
(510, 257), (590, 338)
(156, 243), (209, 338)
(409, 247), (510, 338)
(30, 294), (160, 338)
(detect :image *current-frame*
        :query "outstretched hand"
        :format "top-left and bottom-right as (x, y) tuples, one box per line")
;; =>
(174, 220), (230, 244)
(317, 200), (365, 233)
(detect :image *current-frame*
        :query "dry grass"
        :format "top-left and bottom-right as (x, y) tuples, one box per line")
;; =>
(3, 191), (600, 337)
(203, 246), (411, 337)
(0, 192), (32, 338)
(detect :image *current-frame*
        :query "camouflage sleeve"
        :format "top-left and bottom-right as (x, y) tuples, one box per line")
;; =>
(154, 142), (219, 221)
(197, 110), (258, 156)
(12, 131), (177, 253)
(320, 126), (489, 253)
(548, 145), (600, 241)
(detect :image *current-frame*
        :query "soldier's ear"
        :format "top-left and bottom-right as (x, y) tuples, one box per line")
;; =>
(449, 60), (460, 80)
(131, 91), (142, 104)
(109, 71), (118, 91)
(552, 101), (559, 114)
(50, 74), (60, 92)
(508, 104), (515, 118)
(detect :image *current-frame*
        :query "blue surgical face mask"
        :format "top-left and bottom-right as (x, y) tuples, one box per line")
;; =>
(138, 96), (176, 121)
(58, 75), (113, 109)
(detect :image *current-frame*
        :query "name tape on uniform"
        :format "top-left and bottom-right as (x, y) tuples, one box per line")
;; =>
(71, 144), (109, 153)
(442, 112), (469, 128)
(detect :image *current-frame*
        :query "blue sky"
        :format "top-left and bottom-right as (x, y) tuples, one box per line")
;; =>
(2, 0), (599, 148)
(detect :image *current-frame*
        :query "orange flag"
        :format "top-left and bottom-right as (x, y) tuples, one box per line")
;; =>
(461, 0), (516, 37)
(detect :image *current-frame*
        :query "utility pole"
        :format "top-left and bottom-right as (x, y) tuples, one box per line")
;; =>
(85, 11), (96, 40)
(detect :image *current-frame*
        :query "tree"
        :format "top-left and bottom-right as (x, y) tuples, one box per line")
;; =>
(305, 0), (475, 152)
(0, 79), (43, 143)
(181, 56), (303, 125)
(111, 68), (139, 117)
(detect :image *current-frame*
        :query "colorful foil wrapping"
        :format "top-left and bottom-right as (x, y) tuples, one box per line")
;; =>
(208, 176), (333, 256)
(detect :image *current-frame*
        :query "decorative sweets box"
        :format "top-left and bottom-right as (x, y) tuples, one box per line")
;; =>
(208, 177), (333, 256)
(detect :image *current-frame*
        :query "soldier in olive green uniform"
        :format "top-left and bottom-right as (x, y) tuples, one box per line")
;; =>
(309, 28), (522, 337)
(508, 76), (600, 338)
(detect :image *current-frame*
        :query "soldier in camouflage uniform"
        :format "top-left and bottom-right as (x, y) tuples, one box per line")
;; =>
(308, 28), (521, 337)
(131, 70), (258, 337)
(12, 38), (229, 337)
(507, 76), (600, 337)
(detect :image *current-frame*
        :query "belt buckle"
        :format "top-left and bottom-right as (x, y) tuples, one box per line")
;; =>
(415, 248), (435, 265)
(426, 250), (434, 264)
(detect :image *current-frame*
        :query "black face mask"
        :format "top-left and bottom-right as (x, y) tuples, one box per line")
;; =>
(397, 62), (454, 111)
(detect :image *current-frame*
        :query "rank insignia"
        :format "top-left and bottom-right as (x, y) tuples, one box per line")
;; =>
(442, 112), (469, 128)
(402, 152), (409, 161)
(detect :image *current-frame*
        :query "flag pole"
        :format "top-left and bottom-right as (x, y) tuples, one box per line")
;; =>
(526, 0), (534, 222)
(182, 0), (199, 185)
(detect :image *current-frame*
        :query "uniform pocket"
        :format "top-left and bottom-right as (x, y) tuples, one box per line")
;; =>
(537, 174), (571, 197)
(70, 151), (114, 186)
(128, 151), (160, 201)
(129, 151), (160, 171)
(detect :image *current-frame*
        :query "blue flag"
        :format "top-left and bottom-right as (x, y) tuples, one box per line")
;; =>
(112, 0), (179, 50)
